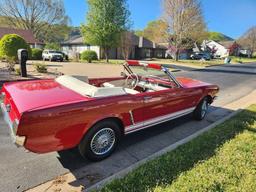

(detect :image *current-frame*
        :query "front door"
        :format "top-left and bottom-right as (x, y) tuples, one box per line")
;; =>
(141, 88), (199, 128)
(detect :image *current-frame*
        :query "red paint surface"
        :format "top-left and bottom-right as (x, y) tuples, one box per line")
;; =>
(1, 76), (219, 154)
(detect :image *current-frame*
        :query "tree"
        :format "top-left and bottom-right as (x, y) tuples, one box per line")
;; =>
(163, 0), (207, 60)
(81, 0), (131, 62)
(238, 27), (256, 58)
(0, 0), (69, 42)
(120, 31), (133, 60)
(135, 20), (168, 43)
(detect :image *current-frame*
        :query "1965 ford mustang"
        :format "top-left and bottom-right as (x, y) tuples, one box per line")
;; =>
(0, 61), (219, 161)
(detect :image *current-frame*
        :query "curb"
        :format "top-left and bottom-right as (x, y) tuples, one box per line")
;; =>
(87, 109), (241, 191)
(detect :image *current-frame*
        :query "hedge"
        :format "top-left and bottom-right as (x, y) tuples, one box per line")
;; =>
(31, 48), (43, 60)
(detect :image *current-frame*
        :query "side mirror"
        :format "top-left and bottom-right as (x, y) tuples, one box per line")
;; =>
(120, 72), (126, 77)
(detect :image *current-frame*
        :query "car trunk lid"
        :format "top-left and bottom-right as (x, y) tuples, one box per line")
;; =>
(1, 79), (93, 116)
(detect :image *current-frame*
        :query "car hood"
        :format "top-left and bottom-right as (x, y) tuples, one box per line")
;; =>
(176, 77), (212, 88)
(2, 79), (93, 113)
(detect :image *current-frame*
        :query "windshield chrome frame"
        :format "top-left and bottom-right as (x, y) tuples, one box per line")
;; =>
(123, 63), (182, 88)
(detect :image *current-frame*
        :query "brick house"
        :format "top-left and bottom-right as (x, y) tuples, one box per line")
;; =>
(0, 27), (44, 49)
(61, 33), (167, 60)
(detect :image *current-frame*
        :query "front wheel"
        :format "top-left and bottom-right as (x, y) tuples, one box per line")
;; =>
(78, 120), (121, 161)
(193, 97), (210, 120)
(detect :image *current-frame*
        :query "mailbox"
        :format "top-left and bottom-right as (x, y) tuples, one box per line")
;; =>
(17, 49), (28, 77)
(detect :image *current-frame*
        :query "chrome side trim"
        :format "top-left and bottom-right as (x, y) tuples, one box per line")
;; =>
(125, 107), (195, 134)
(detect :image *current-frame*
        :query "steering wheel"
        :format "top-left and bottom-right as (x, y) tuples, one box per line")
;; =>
(125, 73), (139, 89)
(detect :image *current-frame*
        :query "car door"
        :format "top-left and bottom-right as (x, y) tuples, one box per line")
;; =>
(142, 87), (200, 127)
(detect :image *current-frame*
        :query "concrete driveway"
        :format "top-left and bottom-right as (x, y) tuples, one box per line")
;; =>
(0, 63), (256, 192)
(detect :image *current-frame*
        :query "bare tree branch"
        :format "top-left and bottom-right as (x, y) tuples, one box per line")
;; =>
(163, 0), (207, 60)
(0, 0), (68, 41)
(238, 26), (256, 57)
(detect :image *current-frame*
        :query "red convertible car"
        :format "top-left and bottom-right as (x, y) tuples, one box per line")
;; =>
(0, 61), (219, 161)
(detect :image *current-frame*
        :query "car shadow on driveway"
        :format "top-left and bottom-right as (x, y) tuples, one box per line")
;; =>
(56, 106), (232, 189)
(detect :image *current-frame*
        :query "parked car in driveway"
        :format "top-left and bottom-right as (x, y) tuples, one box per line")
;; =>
(0, 61), (219, 161)
(191, 52), (211, 60)
(42, 50), (64, 62)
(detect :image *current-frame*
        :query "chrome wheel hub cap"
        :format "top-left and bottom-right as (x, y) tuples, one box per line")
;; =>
(90, 128), (115, 155)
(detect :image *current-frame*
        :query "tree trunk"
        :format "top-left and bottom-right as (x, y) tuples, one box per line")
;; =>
(175, 49), (179, 61)
(104, 48), (109, 63)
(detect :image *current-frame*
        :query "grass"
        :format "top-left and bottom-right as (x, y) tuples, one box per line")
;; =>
(152, 58), (224, 67)
(98, 105), (256, 192)
(230, 56), (256, 64)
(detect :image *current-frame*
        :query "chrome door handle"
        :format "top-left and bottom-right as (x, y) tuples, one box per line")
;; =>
(144, 96), (153, 100)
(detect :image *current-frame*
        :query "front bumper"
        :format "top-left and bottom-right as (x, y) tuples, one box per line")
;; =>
(0, 103), (25, 146)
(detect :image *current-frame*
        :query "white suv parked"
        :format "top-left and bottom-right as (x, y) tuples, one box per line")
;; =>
(42, 50), (64, 62)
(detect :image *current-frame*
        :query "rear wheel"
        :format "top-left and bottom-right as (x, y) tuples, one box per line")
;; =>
(78, 120), (121, 161)
(193, 97), (210, 120)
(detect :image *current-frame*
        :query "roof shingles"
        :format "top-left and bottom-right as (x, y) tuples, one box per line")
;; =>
(0, 27), (43, 44)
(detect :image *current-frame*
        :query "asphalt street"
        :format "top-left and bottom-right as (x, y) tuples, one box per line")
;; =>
(0, 63), (255, 192)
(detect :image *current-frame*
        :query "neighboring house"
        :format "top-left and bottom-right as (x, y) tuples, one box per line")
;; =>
(201, 40), (240, 58)
(61, 34), (167, 60)
(0, 27), (44, 48)
(166, 45), (192, 60)
(61, 35), (101, 59)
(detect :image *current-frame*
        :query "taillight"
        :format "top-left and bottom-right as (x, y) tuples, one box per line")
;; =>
(0, 92), (5, 100)
(13, 119), (19, 135)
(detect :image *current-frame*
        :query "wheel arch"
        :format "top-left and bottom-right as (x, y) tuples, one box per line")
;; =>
(84, 116), (125, 138)
(205, 95), (214, 104)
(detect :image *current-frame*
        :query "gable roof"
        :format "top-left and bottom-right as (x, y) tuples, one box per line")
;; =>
(62, 35), (86, 45)
(0, 27), (43, 44)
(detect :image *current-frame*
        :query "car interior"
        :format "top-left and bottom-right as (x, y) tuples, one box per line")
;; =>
(55, 64), (178, 98)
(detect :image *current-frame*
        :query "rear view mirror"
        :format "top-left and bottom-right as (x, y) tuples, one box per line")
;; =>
(120, 72), (126, 77)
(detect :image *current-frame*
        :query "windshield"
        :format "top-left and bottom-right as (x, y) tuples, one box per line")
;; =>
(125, 65), (170, 82)
(49, 51), (61, 54)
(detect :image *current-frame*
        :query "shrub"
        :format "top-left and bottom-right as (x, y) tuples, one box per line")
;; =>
(31, 48), (43, 60)
(34, 63), (47, 73)
(81, 50), (98, 63)
(15, 68), (21, 75)
(0, 34), (31, 65)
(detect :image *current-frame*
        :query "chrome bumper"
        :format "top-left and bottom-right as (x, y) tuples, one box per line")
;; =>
(0, 103), (25, 146)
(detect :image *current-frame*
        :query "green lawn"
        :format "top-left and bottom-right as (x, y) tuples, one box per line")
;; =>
(230, 56), (256, 64)
(98, 105), (256, 192)
(152, 58), (224, 67)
